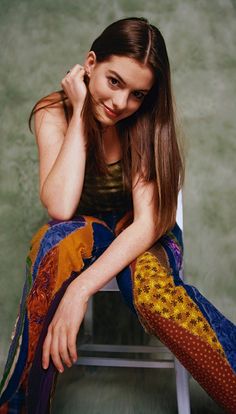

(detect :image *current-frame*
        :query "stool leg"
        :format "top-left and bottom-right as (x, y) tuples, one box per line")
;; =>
(174, 357), (191, 414)
(83, 296), (94, 337)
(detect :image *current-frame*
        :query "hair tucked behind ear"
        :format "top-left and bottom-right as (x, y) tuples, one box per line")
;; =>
(29, 17), (185, 238)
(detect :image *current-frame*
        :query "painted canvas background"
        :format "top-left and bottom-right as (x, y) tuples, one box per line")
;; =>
(0, 1), (235, 412)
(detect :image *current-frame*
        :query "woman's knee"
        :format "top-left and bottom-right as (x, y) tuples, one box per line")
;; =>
(26, 217), (87, 277)
(29, 215), (99, 257)
(28, 215), (115, 274)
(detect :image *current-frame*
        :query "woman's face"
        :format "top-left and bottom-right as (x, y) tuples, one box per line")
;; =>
(85, 52), (155, 126)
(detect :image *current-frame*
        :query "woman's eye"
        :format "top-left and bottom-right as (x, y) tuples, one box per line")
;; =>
(133, 91), (145, 100)
(108, 77), (119, 86)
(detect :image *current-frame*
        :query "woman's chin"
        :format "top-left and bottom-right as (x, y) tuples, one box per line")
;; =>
(95, 112), (119, 127)
(94, 103), (122, 125)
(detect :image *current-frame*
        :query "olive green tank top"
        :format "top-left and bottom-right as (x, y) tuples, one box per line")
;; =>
(75, 160), (133, 215)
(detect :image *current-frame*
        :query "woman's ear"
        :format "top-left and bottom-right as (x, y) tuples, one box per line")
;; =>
(84, 51), (97, 77)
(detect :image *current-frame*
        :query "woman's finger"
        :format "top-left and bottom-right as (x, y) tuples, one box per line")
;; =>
(50, 327), (64, 373)
(42, 328), (52, 369)
(58, 327), (72, 368)
(68, 328), (78, 363)
(69, 64), (84, 74)
(64, 64), (84, 79)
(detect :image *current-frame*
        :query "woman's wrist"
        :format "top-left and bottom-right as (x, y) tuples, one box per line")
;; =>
(65, 108), (86, 146)
(68, 277), (92, 303)
(72, 104), (84, 119)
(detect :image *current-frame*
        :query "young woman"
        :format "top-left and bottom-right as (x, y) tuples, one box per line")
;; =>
(0, 17), (235, 414)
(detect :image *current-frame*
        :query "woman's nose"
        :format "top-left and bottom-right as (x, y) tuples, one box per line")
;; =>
(112, 92), (128, 111)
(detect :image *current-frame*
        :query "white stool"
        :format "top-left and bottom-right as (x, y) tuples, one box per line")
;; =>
(76, 191), (191, 414)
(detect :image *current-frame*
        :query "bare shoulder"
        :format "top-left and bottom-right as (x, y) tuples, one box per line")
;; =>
(33, 97), (72, 141)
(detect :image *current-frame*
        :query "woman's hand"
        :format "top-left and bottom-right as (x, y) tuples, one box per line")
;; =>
(42, 281), (89, 373)
(61, 64), (88, 113)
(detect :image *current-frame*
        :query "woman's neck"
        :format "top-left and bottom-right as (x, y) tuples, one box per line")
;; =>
(102, 126), (122, 164)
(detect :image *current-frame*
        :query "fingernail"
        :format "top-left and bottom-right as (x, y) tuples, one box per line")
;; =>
(59, 368), (63, 373)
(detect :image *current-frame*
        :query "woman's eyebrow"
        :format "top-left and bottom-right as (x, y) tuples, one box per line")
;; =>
(107, 70), (150, 92)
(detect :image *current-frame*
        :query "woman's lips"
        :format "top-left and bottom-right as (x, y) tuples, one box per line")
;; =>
(102, 104), (120, 118)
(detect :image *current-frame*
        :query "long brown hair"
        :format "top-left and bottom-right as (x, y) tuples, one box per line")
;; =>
(29, 17), (185, 236)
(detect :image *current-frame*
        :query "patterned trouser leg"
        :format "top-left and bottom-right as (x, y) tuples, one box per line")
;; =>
(0, 214), (118, 414)
(117, 223), (236, 413)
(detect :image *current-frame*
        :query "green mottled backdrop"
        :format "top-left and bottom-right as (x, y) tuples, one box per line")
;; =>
(0, 0), (235, 413)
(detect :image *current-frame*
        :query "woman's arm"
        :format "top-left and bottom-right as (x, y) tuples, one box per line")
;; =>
(34, 65), (88, 220)
(74, 174), (159, 297)
(42, 175), (160, 372)
(35, 106), (86, 220)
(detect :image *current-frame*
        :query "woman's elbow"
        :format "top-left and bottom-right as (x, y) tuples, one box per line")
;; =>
(135, 215), (160, 242)
(40, 191), (76, 221)
(41, 199), (74, 221)
(47, 208), (73, 221)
